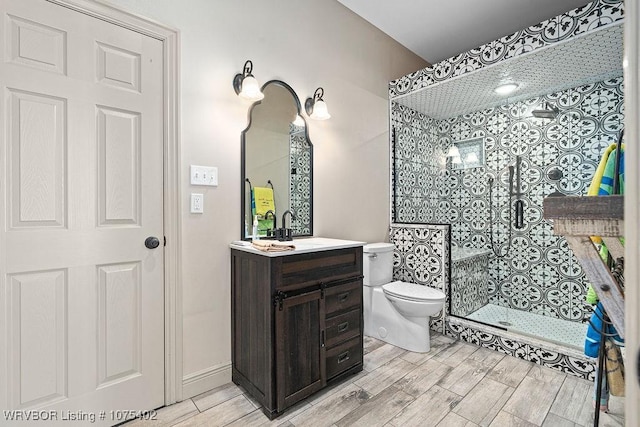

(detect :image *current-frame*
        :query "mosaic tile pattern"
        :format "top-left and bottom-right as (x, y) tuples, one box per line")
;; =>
(390, 223), (449, 290)
(289, 127), (311, 235)
(451, 252), (490, 317)
(392, 77), (624, 323)
(445, 319), (595, 381)
(395, 24), (622, 120)
(467, 303), (588, 350)
(389, 0), (624, 98)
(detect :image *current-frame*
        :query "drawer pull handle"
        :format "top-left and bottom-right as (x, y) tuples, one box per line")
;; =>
(338, 292), (350, 302)
(338, 321), (349, 332)
(337, 351), (350, 364)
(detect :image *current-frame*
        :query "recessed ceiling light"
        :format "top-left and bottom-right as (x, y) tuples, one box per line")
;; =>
(495, 83), (519, 96)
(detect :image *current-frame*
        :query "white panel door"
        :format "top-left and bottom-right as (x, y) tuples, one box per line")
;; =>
(0, 0), (164, 423)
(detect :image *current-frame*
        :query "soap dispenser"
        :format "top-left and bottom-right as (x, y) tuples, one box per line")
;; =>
(252, 215), (259, 240)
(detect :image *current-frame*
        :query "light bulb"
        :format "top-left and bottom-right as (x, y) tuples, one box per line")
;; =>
(239, 75), (264, 100)
(310, 99), (330, 120)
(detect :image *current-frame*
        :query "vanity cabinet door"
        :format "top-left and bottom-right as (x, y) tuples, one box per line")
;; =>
(275, 289), (326, 411)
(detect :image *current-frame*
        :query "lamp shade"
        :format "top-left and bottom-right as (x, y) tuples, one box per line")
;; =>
(310, 99), (330, 120)
(239, 75), (264, 101)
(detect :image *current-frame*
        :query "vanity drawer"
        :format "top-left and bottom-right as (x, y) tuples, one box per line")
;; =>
(326, 336), (362, 379)
(325, 309), (360, 348)
(325, 279), (362, 315)
(279, 247), (362, 291)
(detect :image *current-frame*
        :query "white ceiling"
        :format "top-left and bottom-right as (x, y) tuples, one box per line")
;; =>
(336, 0), (592, 64)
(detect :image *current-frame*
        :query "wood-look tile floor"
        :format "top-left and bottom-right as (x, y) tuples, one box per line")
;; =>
(126, 334), (624, 427)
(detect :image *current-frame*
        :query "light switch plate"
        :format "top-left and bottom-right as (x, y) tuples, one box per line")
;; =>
(190, 165), (218, 186)
(190, 193), (204, 213)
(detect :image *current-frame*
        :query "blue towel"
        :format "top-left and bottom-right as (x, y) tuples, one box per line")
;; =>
(584, 302), (623, 358)
(598, 148), (624, 196)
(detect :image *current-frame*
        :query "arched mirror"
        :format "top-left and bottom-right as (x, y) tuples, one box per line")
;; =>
(241, 80), (313, 240)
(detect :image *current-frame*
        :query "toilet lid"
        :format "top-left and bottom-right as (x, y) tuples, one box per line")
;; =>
(382, 281), (445, 302)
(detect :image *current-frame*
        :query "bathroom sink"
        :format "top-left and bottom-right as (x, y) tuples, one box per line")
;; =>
(293, 237), (342, 247)
(290, 241), (325, 249)
(292, 237), (364, 251)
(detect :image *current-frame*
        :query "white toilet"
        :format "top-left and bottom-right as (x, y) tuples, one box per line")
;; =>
(363, 242), (446, 353)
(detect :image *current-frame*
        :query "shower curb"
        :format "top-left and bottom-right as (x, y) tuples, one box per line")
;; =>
(436, 316), (596, 381)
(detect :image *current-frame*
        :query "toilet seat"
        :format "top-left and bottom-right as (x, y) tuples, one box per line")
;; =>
(382, 281), (445, 302)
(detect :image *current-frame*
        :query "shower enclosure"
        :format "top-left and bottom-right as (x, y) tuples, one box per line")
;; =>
(389, 0), (624, 355)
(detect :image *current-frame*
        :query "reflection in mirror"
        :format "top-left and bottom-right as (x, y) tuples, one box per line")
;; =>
(241, 80), (313, 240)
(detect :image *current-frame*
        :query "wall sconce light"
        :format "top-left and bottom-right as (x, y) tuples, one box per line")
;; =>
(232, 60), (264, 101)
(305, 87), (331, 120)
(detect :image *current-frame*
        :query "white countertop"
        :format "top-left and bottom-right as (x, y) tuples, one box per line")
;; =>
(230, 237), (365, 257)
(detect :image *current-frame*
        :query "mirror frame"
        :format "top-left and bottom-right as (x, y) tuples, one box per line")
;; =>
(240, 79), (314, 240)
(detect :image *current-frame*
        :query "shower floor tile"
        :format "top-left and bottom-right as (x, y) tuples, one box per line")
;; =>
(467, 303), (588, 349)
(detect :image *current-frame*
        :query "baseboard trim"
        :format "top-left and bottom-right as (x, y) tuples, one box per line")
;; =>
(182, 362), (232, 400)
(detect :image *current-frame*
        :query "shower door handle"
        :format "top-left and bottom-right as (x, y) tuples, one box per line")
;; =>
(515, 200), (524, 229)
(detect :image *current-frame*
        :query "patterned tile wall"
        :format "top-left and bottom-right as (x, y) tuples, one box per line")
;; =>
(392, 76), (624, 323)
(389, 0), (624, 98)
(390, 223), (449, 290)
(451, 254), (490, 317)
(290, 127), (311, 235)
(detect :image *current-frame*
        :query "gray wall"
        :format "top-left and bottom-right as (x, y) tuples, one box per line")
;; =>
(104, 0), (427, 397)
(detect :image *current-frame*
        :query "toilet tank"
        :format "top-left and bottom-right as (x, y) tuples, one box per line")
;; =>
(363, 243), (395, 286)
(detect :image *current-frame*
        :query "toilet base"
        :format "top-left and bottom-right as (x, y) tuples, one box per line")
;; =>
(363, 287), (432, 353)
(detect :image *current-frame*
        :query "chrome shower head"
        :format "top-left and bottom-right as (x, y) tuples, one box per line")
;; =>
(532, 103), (559, 119)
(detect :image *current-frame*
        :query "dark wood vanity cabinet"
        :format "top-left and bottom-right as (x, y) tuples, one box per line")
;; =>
(231, 246), (363, 419)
